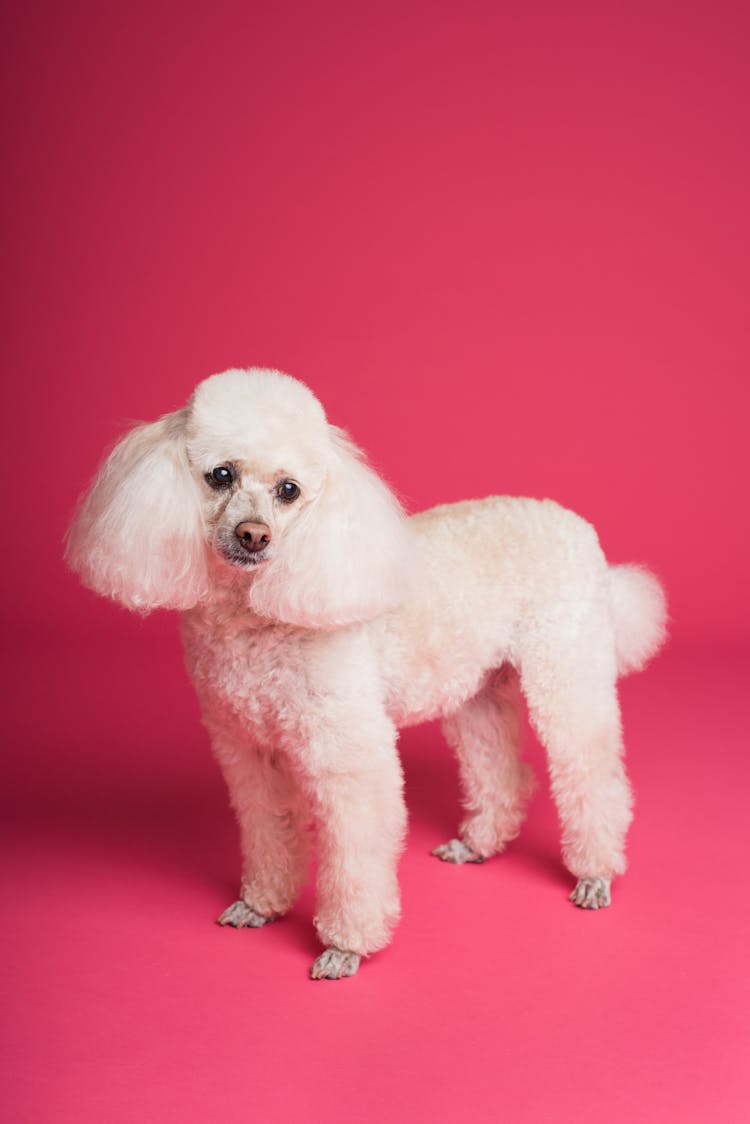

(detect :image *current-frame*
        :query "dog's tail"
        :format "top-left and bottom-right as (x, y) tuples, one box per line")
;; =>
(608, 564), (668, 676)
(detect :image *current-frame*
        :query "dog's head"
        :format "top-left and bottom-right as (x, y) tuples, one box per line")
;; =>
(66, 369), (410, 628)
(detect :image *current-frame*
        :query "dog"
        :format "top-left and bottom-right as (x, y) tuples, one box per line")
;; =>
(66, 367), (667, 979)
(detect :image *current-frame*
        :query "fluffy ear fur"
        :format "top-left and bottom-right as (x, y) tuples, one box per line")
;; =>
(248, 427), (412, 629)
(65, 409), (208, 612)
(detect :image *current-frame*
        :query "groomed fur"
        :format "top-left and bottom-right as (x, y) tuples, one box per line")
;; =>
(67, 368), (667, 978)
(609, 564), (668, 675)
(65, 409), (208, 611)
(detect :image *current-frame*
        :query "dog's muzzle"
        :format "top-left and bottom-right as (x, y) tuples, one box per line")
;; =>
(235, 522), (271, 554)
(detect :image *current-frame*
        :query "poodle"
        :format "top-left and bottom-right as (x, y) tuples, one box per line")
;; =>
(66, 367), (667, 979)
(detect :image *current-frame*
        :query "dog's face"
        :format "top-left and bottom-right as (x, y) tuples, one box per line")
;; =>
(193, 452), (312, 572)
(185, 369), (331, 575)
(67, 368), (410, 629)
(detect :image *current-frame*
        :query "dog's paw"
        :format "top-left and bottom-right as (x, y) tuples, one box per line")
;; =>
(431, 838), (485, 864)
(570, 877), (611, 910)
(217, 900), (273, 928)
(310, 947), (361, 980)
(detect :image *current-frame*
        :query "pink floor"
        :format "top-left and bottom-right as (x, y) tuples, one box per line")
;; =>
(3, 628), (748, 1122)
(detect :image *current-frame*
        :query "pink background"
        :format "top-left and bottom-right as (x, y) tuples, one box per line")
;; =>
(2, 2), (748, 1121)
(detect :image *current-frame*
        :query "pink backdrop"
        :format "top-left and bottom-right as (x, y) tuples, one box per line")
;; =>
(2, 2), (748, 1122)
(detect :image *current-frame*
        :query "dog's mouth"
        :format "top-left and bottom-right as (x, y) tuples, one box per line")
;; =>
(217, 545), (272, 570)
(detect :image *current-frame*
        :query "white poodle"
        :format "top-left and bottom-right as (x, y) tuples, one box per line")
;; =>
(66, 368), (667, 979)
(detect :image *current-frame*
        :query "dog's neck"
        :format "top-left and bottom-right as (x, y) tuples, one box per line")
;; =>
(187, 552), (301, 637)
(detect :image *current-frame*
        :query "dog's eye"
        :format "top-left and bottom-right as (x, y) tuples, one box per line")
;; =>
(207, 465), (234, 489)
(276, 480), (301, 504)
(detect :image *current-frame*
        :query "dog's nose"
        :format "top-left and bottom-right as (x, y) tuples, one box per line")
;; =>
(235, 522), (272, 553)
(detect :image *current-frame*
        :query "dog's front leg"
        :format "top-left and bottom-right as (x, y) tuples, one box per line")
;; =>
(212, 735), (309, 927)
(298, 712), (406, 980)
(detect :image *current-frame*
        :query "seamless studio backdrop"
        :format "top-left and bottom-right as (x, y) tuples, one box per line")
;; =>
(1, 3), (748, 1123)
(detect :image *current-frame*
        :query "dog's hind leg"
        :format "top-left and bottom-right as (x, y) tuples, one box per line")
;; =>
(520, 636), (633, 909)
(433, 666), (535, 863)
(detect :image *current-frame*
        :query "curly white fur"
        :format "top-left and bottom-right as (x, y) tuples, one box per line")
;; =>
(66, 368), (667, 979)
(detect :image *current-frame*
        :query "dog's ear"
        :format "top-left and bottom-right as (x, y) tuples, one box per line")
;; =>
(249, 427), (411, 629)
(65, 408), (208, 612)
